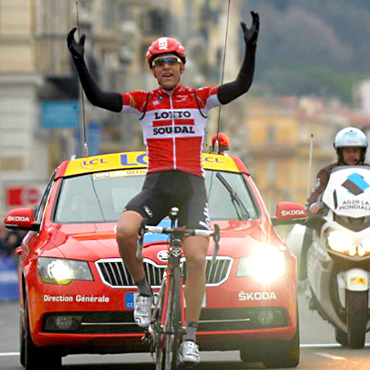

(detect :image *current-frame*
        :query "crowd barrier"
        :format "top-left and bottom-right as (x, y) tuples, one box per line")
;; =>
(0, 256), (19, 301)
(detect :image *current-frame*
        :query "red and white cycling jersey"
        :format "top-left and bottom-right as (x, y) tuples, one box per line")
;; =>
(121, 85), (221, 177)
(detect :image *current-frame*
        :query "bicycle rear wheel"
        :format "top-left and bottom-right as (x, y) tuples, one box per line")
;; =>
(156, 266), (182, 370)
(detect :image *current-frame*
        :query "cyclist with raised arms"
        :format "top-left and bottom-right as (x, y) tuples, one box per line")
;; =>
(67, 11), (259, 365)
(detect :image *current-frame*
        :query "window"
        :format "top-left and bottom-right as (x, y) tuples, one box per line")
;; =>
(35, 170), (56, 225)
(54, 170), (260, 223)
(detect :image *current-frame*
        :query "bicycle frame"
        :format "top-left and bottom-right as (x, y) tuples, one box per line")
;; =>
(138, 207), (220, 370)
(156, 235), (185, 369)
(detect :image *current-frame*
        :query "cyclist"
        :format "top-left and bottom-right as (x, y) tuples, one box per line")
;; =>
(67, 11), (259, 365)
(299, 127), (368, 281)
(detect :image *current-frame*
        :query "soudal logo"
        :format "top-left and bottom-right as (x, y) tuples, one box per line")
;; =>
(281, 209), (305, 217)
(6, 215), (30, 222)
(153, 126), (195, 135)
(154, 111), (192, 120)
(238, 291), (277, 301)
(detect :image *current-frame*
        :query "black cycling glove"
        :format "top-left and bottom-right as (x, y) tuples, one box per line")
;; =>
(241, 11), (259, 50)
(67, 28), (122, 112)
(67, 28), (86, 60)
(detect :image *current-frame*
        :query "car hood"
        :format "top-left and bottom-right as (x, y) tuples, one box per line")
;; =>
(42, 220), (286, 261)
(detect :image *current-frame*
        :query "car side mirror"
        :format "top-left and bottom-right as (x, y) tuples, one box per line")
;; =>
(271, 201), (308, 226)
(3, 208), (40, 232)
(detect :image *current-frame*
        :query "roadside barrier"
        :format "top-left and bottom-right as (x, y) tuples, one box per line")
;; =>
(0, 256), (19, 301)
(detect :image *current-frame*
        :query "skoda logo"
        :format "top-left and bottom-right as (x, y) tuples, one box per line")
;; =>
(157, 250), (169, 262)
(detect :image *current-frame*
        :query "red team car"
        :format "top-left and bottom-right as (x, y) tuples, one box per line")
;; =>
(4, 150), (307, 369)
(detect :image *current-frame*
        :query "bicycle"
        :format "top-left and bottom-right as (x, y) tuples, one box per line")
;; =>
(137, 207), (220, 370)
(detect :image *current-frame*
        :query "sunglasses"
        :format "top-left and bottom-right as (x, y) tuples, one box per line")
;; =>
(152, 56), (182, 68)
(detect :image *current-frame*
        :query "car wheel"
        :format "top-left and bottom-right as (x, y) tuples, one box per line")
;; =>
(262, 312), (300, 369)
(335, 327), (348, 346)
(24, 297), (62, 370)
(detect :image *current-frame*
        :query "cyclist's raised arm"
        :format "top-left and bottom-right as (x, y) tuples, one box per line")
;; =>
(217, 11), (259, 105)
(67, 28), (123, 112)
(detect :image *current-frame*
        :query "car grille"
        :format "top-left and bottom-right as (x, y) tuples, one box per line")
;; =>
(96, 257), (232, 288)
(42, 308), (288, 335)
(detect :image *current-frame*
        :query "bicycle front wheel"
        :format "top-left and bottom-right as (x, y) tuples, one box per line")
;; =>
(155, 277), (166, 370)
(169, 266), (182, 369)
(157, 266), (182, 370)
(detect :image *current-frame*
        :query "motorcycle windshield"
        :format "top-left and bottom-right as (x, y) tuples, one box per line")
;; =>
(322, 166), (370, 222)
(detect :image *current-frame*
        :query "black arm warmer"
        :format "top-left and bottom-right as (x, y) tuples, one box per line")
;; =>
(217, 44), (256, 105)
(72, 57), (123, 112)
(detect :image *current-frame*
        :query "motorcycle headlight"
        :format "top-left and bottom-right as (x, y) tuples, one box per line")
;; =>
(38, 257), (93, 285)
(326, 230), (354, 253)
(237, 250), (286, 281)
(361, 235), (370, 253)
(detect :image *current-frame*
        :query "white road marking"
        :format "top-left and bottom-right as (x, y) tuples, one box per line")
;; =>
(315, 352), (346, 360)
(1, 343), (370, 358)
(0, 352), (19, 356)
(301, 343), (370, 348)
(301, 343), (341, 348)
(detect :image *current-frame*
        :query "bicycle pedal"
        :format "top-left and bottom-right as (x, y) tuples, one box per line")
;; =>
(141, 328), (152, 345)
(141, 336), (152, 345)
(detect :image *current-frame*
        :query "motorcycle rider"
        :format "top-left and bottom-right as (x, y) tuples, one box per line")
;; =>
(308, 127), (369, 213)
(67, 11), (259, 365)
(299, 127), (369, 280)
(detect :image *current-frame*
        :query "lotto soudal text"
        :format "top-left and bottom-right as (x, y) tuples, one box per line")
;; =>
(44, 294), (110, 303)
(154, 111), (192, 120)
(153, 126), (195, 135)
(338, 199), (370, 211)
(152, 110), (195, 135)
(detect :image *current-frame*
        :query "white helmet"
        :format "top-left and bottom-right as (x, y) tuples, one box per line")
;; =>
(333, 127), (368, 164)
(334, 127), (368, 149)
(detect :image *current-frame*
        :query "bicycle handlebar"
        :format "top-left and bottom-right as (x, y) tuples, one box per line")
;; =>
(136, 222), (220, 264)
(144, 225), (214, 237)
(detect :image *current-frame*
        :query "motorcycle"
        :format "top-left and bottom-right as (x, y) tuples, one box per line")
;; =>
(295, 166), (370, 348)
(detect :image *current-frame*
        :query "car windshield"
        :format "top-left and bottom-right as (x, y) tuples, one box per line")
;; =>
(54, 170), (259, 223)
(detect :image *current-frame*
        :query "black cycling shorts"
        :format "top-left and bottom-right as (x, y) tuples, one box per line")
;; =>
(124, 170), (210, 230)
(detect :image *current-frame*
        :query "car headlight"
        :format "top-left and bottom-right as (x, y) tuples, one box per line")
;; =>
(38, 257), (93, 285)
(326, 230), (355, 254)
(236, 250), (286, 281)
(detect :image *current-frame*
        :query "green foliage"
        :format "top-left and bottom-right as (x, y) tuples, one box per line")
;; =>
(264, 65), (370, 102)
(241, 0), (370, 100)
